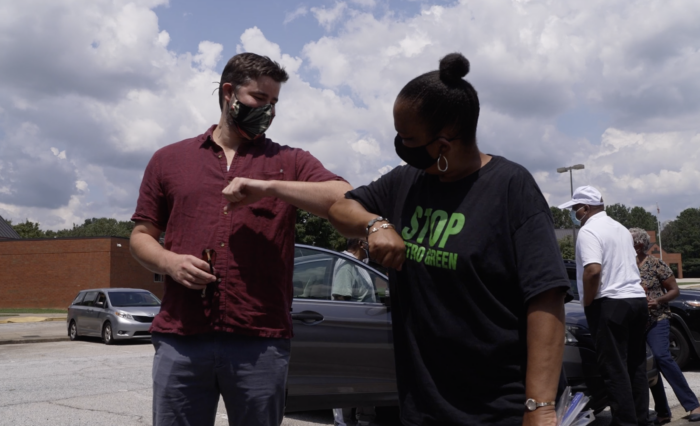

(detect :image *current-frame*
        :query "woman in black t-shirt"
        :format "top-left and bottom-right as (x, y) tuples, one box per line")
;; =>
(328, 53), (569, 426)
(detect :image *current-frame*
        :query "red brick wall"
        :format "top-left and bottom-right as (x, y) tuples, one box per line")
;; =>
(109, 239), (164, 299)
(0, 237), (157, 309)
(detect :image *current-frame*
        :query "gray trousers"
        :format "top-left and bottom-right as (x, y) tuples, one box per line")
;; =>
(152, 332), (291, 426)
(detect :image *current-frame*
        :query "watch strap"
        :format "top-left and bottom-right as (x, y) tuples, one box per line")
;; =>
(524, 398), (556, 411)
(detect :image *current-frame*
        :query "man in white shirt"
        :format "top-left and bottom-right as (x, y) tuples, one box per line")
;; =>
(559, 186), (648, 426)
(332, 239), (376, 303)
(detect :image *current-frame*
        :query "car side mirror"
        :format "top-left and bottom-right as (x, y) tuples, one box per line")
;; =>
(96, 302), (104, 308)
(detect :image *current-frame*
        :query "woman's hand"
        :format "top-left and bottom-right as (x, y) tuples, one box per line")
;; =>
(368, 227), (406, 271)
(648, 297), (659, 310)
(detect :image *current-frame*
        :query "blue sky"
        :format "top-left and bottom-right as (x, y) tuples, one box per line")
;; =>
(0, 0), (699, 229)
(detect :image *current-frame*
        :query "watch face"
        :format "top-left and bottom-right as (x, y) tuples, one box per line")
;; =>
(525, 399), (536, 411)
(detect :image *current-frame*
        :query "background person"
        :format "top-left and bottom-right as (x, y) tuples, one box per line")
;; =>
(559, 186), (649, 426)
(332, 238), (375, 303)
(130, 53), (351, 426)
(329, 53), (570, 426)
(629, 228), (700, 424)
(332, 241), (377, 426)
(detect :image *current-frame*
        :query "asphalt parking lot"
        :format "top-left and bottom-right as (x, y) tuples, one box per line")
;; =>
(1, 320), (700, 425)
(0, 338), (347, 426)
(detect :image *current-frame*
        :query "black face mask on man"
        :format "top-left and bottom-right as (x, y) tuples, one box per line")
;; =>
(227, 93), (273, 140)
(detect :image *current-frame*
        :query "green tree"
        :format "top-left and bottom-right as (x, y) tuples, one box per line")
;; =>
(44, 218), (134, 238)
(12, 220), (46, 238)
(605, 203), (631, 227)
(662, 208), (700, 277)
(558, 235), (575, 260)
(628, 206), (658, 232)
(295, 210), (346, 251)
(663, 208), (700, 259)
(550, 206), (572, 229)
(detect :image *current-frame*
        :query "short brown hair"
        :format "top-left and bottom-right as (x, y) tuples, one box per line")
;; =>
(218, 53), (289, 110)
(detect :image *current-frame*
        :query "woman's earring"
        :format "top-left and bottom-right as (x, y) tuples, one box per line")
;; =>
(437, 154), (449, 172)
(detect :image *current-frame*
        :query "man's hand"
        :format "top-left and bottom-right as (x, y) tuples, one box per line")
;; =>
(523, 406), (557, 426)
(222, 177), (270, 211)
(164, 253), (217, 290)
(368, 227), (406, 271)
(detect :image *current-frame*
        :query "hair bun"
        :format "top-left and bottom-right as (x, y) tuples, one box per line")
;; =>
(439, 53), (470, 83)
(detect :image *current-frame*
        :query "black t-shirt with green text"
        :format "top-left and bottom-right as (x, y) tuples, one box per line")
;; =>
(346, 156), (569, 426)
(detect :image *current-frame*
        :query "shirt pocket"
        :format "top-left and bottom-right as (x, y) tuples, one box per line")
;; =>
(247, 170), (287, 218)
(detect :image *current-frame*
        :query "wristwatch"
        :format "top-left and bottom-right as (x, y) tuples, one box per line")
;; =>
(524, 398), (556, 411)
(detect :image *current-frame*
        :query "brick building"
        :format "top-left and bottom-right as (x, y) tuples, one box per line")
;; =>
(0, 237), (162, 309)
(646, 230), (683, 278)
(0, 215), (21, 240)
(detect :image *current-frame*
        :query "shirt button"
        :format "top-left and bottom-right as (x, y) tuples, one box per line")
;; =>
(220, 243), (225, 247)
(218, 154), (222, 158)
(224, 211), (228, 215)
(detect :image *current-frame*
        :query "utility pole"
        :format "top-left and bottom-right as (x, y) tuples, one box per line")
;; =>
(657, 203), (663, 261)
(557, 164), (585, 248)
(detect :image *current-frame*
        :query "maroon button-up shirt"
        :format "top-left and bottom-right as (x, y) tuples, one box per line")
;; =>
(132, 125), (344, 339)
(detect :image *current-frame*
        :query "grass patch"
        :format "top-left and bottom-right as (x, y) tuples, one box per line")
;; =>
(0, 308), (67, 314)
(679, 282), (700, 286)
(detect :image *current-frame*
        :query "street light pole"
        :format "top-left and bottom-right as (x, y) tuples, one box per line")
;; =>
(557, 164), (585, 249)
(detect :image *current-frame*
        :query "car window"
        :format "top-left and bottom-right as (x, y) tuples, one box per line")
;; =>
(95, 293), (107, 308)
(71, 292), (86, 306)
(107, 291), (160, 307)
(294, 247), (323, 258)
(331, 255), (378, 303)
(372, 272), (389, 298)
(82, 291), (98, 307)
(566, 267), (579, 300)
(293, 255), (334, 300)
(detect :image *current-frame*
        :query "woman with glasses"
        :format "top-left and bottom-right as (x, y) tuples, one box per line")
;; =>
(329, 53), (570, 426)
(629, 228), (700, 424)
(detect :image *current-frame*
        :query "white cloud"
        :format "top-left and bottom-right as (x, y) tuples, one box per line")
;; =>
(350, 0), (376, 7)
(352, 137), (381, 156)
(284, 5), (308, 24)
(50, 148), (67, 160)
(1, 0), (699, 230)
(311, 2), (348, 31)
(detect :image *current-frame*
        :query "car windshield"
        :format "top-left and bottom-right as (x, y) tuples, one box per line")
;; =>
(108, 291), (160, 307)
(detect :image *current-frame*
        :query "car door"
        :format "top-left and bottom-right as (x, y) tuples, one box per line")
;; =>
(78, 291), (99, 335)
(92, 292), (109, 333)
(287, 249), (395, 411)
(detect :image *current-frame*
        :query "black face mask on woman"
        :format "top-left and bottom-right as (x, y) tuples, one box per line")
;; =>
(394, 133), (439, 170)
(394, 133), (459, 170)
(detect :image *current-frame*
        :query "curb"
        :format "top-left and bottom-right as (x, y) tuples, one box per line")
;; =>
(0, 317), (67, 325)
(0, 337), (69, 346)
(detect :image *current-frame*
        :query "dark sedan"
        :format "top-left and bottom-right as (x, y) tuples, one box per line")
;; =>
(668, 288), (700, 369)
(287, 246), (657, 413)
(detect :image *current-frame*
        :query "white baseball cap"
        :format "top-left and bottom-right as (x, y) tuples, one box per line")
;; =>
(558, 185), (604, 209)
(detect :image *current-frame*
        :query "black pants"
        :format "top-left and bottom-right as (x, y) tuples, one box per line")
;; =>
(584, 297), (649, 426)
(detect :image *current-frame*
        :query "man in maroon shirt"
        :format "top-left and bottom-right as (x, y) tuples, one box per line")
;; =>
(130, 53), (351, 426)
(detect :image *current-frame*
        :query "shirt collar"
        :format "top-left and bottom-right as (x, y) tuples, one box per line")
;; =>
(199, 124), (268, 150)
(584, 211), (608, 226)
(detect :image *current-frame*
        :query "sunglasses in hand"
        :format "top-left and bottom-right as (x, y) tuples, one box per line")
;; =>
(201, 249), (217, 298)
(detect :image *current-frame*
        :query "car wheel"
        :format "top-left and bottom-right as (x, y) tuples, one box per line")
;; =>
(669, 325), (690, 370)
(102, 321), (114, 345)
(68, 320), (79, 341)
